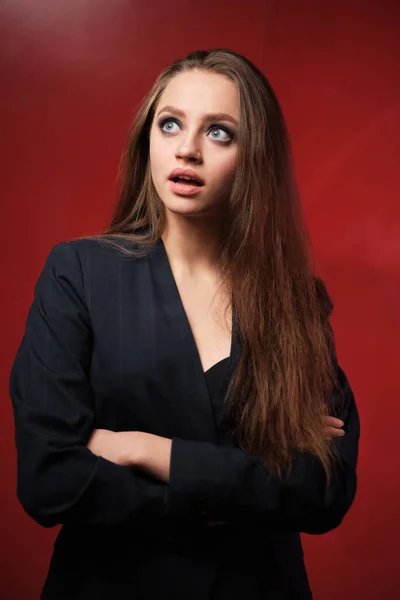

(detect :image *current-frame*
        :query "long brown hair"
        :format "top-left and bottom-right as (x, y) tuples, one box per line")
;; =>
(80, 48), (343, 481)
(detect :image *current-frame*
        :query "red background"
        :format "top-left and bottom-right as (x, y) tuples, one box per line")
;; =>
(1, 1), (399, 598)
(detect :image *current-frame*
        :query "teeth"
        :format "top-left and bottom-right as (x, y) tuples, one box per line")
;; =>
(174, 175), (199, 182)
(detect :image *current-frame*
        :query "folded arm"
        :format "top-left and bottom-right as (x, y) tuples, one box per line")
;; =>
(9, 242), (167, 528)
(164, 365), (359, 534)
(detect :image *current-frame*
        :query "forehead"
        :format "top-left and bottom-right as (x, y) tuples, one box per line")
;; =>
(157, 70), (239, 119)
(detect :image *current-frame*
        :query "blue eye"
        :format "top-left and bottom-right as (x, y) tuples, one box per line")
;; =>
(157, 117), (235, 143)
(209, 127), (230, 141)
(160, 119), (180, 133)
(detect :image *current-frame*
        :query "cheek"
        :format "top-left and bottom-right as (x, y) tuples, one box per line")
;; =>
(149, 140), (165, 181)
(214, 153), (237, 188)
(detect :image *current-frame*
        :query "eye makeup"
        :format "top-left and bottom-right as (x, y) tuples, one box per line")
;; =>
(157, 117), (236, 143)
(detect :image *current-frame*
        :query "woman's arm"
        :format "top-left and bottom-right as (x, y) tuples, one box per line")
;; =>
(156, 280), (360, 534)
(9, 242), (167, 528)
(87, 416), (345, 484)
(163, 365), (359, 534)
(89, 370), (358, 535)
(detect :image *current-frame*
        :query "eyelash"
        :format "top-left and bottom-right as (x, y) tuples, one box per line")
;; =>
(157, 117), (235, 143)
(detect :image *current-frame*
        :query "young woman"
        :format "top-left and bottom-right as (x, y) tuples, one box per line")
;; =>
(9, 48), (360, 599)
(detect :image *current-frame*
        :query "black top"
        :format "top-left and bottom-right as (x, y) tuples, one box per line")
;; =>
(9, 238), (359, 599)
(204, 356), (230, 390)
(204, 356), (230, 435)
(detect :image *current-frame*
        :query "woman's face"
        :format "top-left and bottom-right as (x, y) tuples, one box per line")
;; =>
(149, 70), (239, 218)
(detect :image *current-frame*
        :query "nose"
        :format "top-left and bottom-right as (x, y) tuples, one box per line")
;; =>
(175, 132), (202, 163)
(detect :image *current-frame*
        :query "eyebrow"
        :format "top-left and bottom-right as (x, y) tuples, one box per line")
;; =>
(156, 105), (238, 126)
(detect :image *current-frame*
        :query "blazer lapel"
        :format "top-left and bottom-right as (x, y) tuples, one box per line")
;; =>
(147, 239), (219, 441)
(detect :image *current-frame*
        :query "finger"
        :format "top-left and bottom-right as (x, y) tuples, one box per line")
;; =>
(324, 426), (345, 438)
(323, 416), (344, 428)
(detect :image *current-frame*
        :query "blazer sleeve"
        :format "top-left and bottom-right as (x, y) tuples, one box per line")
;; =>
(166, 359), (360, 535)
(9, 242), (167, 528)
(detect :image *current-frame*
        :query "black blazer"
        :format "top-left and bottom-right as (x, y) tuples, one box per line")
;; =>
(9, 237), (360, 599)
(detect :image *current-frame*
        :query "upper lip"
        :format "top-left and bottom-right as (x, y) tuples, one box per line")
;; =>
(168, 168), (205, 185)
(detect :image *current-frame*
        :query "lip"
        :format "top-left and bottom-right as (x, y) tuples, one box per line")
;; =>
(168, 168), (205, 185)
(169, 180), (204, 196)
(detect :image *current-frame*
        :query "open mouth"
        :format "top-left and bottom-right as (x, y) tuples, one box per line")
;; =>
(172, 177), (203, 187)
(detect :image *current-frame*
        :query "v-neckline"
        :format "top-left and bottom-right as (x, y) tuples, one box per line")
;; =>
(158, 237), (234, 378)
(204, 355), (230, 376)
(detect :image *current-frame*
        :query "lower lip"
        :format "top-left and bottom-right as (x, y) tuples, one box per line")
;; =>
(169, 179), (204, 196)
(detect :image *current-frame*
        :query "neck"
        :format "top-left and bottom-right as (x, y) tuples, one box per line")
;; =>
(161, 212), (226, 276)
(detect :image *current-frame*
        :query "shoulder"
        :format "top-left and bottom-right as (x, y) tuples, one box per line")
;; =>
(40, 235), (158, 295)
(45, 236), (148, 270)
(34, 236), (155, 314)
(37, 236), (144, 291)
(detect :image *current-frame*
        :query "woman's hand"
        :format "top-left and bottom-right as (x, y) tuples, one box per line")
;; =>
(323, 415), (345, 439)
(133, 432), (172, 483)
(296, 415), (345, 451)
(87, 429), (150, 467)
(207, 415), (345, 528)
(87, 430), (172, 482)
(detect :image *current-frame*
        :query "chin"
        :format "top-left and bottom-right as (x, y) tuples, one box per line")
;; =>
(161, 195), (208, 215)
(165, 204), (209, 218)
(157, 188), (226, 218)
